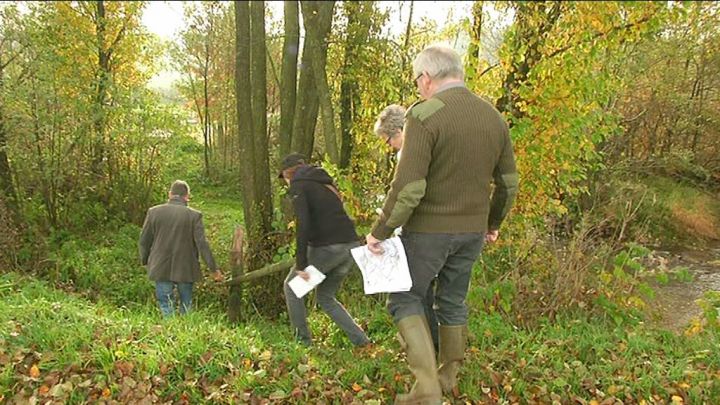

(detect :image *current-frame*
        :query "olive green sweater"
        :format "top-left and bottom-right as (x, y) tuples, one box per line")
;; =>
(371, 85), (518, 239)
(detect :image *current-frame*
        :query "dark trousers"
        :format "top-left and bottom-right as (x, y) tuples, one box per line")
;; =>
(388, 232), (484, 326)
(284, 241), (370, 346)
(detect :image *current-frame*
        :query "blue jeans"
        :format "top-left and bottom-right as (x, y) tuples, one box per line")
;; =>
(155, 281), (194, 317)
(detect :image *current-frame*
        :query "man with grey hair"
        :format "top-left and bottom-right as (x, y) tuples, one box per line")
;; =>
(367, 45), (518, 403)
(139, 180), (223, 317)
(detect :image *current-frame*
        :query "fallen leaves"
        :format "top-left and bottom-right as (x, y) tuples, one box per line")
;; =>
(114, 360), (134, 376)
(268, 389), (286, 400)
(49, 381), (73, 398)
(29, 364), (40, 378)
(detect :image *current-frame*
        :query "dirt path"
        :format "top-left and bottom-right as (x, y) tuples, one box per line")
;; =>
(647, 242), (720, 332)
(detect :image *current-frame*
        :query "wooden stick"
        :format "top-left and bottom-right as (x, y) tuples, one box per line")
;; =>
(224, 259), (294, 285)
(227, 227), (245, 322)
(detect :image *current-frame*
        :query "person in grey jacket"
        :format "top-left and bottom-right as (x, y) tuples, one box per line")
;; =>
(139, 180), (223, 317)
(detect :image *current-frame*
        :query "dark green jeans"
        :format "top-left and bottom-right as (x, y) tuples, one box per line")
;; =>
(389, 232), (484, 326)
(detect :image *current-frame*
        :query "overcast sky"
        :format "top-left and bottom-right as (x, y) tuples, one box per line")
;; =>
(141, 1), (510, 90)
(142, 1), (475, 40)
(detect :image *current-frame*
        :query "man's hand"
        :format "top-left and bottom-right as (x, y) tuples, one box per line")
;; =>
(212, 270), (225, 282)
(485, 229), (499, 244)
(365, 234), (385, 255)
(296, 270), (310, 281)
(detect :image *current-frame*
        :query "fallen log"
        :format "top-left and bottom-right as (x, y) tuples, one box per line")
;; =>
(224, 258), (294, 285)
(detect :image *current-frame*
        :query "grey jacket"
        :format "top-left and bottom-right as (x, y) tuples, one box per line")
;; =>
(139, 198), (217, 283)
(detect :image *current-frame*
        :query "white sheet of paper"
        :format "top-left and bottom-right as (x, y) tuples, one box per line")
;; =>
(351, 236), (412, 295)
(288, 265), (326, 298)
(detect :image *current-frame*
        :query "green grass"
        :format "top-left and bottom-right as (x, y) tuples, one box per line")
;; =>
(0, 272), (400, 404)
(4, 158), (720, 403)
(641, 176), (720, 245)
(590, 172), (720, 248)
(1, 271), (719, 403)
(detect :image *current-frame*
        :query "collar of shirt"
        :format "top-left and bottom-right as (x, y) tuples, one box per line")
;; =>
(433, 81), (466, 96)
(168, 197), (188, 206)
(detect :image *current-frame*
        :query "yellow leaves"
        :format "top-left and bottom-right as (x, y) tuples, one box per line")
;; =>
(242, 358), (253, 369)
(258, 350), (272, 361)
(38, 385), (50, 395)
(352, 382), (362, 392)
(684, 319), (703, 337)
(29, 364), (40, 378)
(626, 296), (646, 310)
(102, 387), (112, 398)
(671, 395), (684, 404)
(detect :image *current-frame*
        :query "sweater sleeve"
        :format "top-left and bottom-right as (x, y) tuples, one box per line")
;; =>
(371, 115), (434, 240)
(487, 127), (519, 231)
(291, 184), (311, 269)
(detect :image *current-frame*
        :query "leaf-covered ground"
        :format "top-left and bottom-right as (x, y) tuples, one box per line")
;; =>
(2, 272), (720, 404)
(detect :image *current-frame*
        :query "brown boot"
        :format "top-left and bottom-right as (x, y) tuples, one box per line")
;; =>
(394, 315), (442, 405)
(437, 324), (466, 395)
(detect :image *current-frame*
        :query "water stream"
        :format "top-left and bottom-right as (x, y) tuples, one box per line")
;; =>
(645, 242), (720, 332)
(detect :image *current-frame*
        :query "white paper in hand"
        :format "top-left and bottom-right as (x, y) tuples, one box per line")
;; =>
(351, 237), (412, 295)
(288, 265), (326, 298)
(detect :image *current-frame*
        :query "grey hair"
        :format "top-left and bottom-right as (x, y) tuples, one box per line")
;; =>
(412, 45), (464, 81)
(374, 104), (406, 138)
(169, 180), (190, 197)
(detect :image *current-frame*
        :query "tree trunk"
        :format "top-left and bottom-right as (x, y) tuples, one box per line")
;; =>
(279, 0), (299, 159)
(0, 109), (15, 215)
(233, 0), (255, 322)
(398, 0), (414, 102)
(227, 227), (245, 322)
(249, 0), (273, 253)
(93, 0), (109, 179)
(0, 52), (18, 217)
(338, 78), (355, 169)
(203, 50), (211, 178)
(465, 1), (483, 83)
(301, 1), (336, 163)
(495, 2), (563, 123)
(291, 1), (331, 160)
(249, 0), (284, 319)
(235, 0), (257, 241)
(306, 3), (338, 164)
(339, 2), (372, 169)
